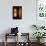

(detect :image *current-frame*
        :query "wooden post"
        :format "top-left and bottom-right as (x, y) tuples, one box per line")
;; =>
(16, 33), (18, 46)
(4, 33), (7, 46)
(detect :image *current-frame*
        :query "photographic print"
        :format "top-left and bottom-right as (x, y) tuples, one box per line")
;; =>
(13, 6), (22, 19)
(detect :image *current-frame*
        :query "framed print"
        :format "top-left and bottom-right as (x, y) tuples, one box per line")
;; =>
(13, 6), (22, 19)
(37, 0), (46, 18)
(36, 0), (46, 26)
